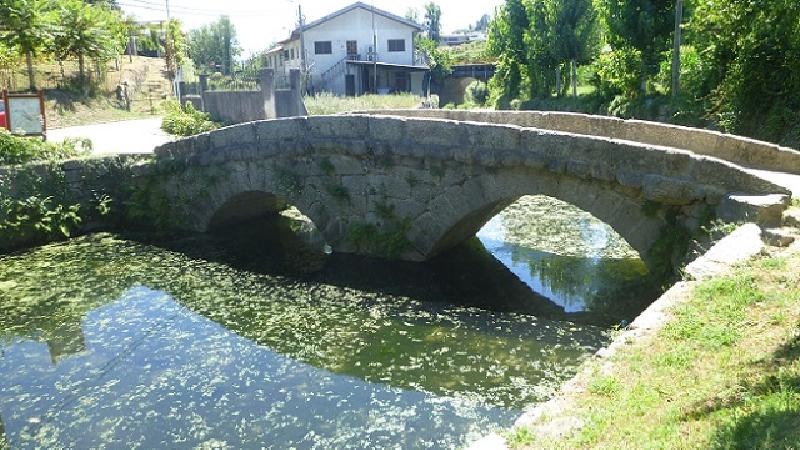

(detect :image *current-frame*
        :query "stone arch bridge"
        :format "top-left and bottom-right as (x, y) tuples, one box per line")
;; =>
(137, 113), (791, 267)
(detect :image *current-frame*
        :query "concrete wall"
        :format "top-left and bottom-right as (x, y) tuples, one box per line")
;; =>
(354, 109), (800, 174)
(199, 69), (307, 125)
(202, 90), (267, 124)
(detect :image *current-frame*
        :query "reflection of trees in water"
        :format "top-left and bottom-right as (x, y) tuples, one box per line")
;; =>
(493, 195), (661, 323)
(498, 196), (638, 259)
(0, 235), (609, 410)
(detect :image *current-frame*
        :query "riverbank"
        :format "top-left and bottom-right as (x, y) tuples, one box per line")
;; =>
(502, 233), (800, 448)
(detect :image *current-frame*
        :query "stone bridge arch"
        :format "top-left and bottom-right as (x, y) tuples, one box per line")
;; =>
(148, 114), (788, 268)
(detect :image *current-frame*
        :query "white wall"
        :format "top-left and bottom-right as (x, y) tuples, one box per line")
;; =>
(267, 6), (424, 95)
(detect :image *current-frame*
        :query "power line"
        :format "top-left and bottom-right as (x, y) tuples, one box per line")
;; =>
(120, 0), (287, 15)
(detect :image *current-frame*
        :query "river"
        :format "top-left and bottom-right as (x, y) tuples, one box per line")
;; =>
(0, 195), (661, 448)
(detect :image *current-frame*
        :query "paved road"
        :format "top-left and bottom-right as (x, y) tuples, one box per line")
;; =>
(48, 118), (171, 155)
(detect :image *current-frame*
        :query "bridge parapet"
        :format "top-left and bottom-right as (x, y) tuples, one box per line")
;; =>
(351, 109), (800, 174)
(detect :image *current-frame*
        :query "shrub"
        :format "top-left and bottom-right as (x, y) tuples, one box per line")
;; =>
(591, 48), (642, 101)
(160, 100), (218, 136)
(464, 80), (489, 106)
(0, 129), (90, 166)
(0, 196), (82, 249)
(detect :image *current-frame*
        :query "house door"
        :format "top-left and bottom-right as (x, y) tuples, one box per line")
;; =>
(345, 74), (356, 96)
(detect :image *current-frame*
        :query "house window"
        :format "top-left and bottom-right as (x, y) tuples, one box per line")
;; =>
(315, 41), (332, 55)
(387, 39), (405, 52)
(346, 40), (357, 56)
(291, 49), (295, 60)
(283, 49), (290, 60)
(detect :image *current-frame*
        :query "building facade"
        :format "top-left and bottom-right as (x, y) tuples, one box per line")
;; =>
(265, 2), (429, 96)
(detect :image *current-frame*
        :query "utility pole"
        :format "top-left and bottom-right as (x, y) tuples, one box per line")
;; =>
(165, 0), (171, 20)
(372, 2), (377, 94)
(671, 0), (683, 99)
(298, 4), (307, 93)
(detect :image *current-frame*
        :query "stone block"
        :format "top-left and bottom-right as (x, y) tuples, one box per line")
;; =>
(368, 115), (406, 142)
(256, 118), (303, 142)
(465, 123), (521, 150)
(326, 155), (365, 175)
(307, 115), (369, 138)
(211, 123), (256, 151)
(716, 194), (789, 227)
(405, 119), (465, 148)
(642, 175), (702, 205)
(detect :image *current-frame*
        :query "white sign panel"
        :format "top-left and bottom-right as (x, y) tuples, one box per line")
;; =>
(8, 97), (44, 135)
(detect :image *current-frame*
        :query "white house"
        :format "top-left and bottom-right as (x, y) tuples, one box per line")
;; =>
(264, 2), (429, 96)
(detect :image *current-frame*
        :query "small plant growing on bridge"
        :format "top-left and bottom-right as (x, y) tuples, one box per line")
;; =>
(318, 158), (336, 176)
(160, 100), (218, 137)
(325, 184), (350, 203)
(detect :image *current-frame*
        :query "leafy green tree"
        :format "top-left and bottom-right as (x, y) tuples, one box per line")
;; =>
(424, 2), (442, 42)
(0, 0), (53, 90)
(165, 19), (186, 79)
(404, 7), (419, 23)
(50, 0), (124, 82)
(415, 36), (452, 88)
(188, 15), (240, 75)
(487, 0), (530, 107)
(525, 0), (558, 98)
(688, 0), (800, 144)
(551, 0), (599, 97)
(605, 0), (675, 96)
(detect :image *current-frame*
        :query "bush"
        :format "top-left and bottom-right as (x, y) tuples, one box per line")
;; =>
(160, 100), (218, 136)
(464, 80), (489, 106)
(591, 48), (642, 101)
(0, 130), (90, 166)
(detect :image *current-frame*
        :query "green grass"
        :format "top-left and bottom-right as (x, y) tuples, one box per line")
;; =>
(510, 251), (800, 449)
(304, 92), (424, 115)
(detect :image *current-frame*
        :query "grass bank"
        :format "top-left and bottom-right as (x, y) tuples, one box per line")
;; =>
(46, 90), (154, 129)
(507, 245), (800, 449)
(304, 92), (425, 115)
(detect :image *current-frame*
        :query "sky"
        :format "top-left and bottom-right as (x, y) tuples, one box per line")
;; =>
(118, 0), (504, 58)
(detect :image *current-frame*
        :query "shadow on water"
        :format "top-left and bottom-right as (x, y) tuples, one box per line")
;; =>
(137, 206), (660, 326)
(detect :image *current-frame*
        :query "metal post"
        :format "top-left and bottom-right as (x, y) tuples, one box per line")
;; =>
(298, 4), (307, 94)
(372, 2), (377, 94)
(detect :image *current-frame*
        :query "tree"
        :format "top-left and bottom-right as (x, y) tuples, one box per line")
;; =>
(605, 0), (675, 96)
(415, 36), (452, 89)
(404, 8), (419, 23)
(487, 0), (530, 107)
(0, 0), (53, 90)
(164, 19), (186, 80)
(475, 14), (491, 32)
(188, 16), (241, 75)
(50, 0), (124, 82)
(551, 0), (599, 97)
(424, 2), (442, 42)
(688, 0), (800, 144)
